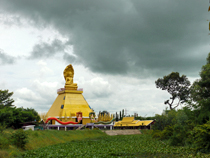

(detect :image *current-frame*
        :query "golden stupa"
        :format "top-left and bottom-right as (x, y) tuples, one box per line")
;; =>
(46, 64), (93, 125)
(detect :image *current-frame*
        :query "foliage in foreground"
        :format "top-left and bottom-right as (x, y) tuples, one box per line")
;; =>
(21, 133), (205, 158)
(191, 121), (210, 153)
(0, 128), (28, 150)
(0, 128), (28, 158)
(10, 129), (28, 149)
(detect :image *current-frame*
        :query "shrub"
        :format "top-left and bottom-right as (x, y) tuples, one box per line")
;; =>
(191, 121), (210, 153)
(0, 150), (9, 158)
(10, 129), (28, 149)
(151, 130), (162, 139)
(160, 125), (173, 140)
(176, 110), (188, 125)
(0, 136), (9, 149)
(152, 109), (177, 131)
(93, 127), (99, 130)
(170, 124), (186, 146)
(152, 125), (173, 140)
(0, 124), (6, 133)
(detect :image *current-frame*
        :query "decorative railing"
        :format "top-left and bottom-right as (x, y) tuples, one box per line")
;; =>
(57, 88), (65, 92)
(57, 88), (83, 92)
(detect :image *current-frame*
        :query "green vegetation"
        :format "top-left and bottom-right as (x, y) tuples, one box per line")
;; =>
(0, 129), (106, 158)
(2, 129), (210, 158)
(0, 90), (14, 108)
(135, 116), (156, 120)
(191, 121), (210, 153)
(189, 53), (210, 124)
(1, 53), (210, 157)
(20, 131), (209, 158)
(0, 89), (40, 129)
(10, 129), (28, 150)
(152, 109), (210, 153)
(0, 107), (40, 129)
(155, 72), (191, 110)
(152, 53), (210, 153)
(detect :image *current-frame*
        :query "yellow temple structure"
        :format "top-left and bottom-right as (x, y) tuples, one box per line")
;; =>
(47, 64), (93, 125)
(45, 64), (155, 129)
(114, 117), (154, 129)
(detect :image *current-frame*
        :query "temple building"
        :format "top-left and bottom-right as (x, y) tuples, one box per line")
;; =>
(45, 64), (155, 130)
(46, 64), (93, 125)
(114, 117), (154, 129)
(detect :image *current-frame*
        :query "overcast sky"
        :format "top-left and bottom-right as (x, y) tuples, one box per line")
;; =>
(0, 0), (209, 116)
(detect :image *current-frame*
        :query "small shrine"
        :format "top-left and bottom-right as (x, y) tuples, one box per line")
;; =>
(46, 64), (93, 125)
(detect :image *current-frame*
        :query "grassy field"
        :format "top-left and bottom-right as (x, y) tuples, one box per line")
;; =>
(1, 129), (210, 158)
(21, 130), (210, 158)
(0, 129), (107, 158)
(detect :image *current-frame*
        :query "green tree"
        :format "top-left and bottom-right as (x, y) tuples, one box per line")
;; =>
(189, 53), (210, 124)
(0, 107), (40, 128)
(0, 89), (14, 109)
(155, 72), (191, 110)
(122, 109), (124, 118)
(0, 107), (14, 127)
(115, 112), (118, 121)
(0, 89), (40, 128)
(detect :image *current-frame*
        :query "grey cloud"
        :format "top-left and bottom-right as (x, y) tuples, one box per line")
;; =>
(0, 50), (15, 65)
(63, 53), (76, 64)
(0, 0), (208, 77)
(29, 39), (68, 59)
(29, 39), (77, 64)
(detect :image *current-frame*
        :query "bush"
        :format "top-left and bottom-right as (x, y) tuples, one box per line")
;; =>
(0, 150), (9, 158)
(0, 124), (6, 133)
(10, 129), (28, 149)
(0, 136), (9, 149)
(170, 124), (186, 146)
(152, 109), (177, 131)
(168, 110), (190, 146)
(160, 125), (173, 140)
(152, 125), (174, 141)
(93, 127), (99, 130)
(152, 130), (162, 139)
(176, 110), (188, 125)
(191, 121), (210, 153)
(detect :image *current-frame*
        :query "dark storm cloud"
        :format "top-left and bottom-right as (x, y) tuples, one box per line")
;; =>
(29, 39), (67, 58)
(63, 53), (76, 64)
(29, 39), (76, 63)
(0, 0), (208, 77)
(0, 50), (15, 65)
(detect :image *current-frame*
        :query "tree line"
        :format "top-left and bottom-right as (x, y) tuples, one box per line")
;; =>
(152, 53), (210, 153)
(0, 90), (40, 129)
